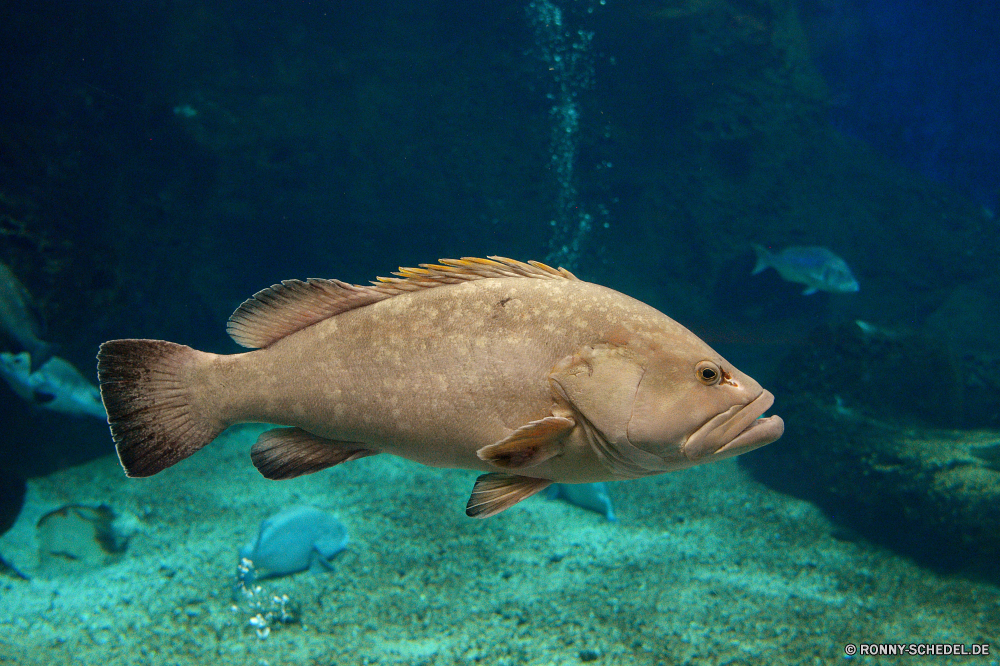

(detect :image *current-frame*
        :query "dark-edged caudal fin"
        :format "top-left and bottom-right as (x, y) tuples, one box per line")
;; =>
(97, 339), (224, 477)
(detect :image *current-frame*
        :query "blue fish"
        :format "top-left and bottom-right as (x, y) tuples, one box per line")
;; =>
(546, 482), (616, 521)
(752, 244), (859, 295)
(0, 352), (106, 419)
(0, 262), (56, 372)
(238, 506), (348, 581)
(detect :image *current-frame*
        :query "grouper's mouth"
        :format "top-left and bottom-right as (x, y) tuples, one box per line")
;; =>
(683, 390), (784, 461)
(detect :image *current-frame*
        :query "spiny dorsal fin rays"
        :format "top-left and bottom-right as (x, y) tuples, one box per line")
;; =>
(227, 257), (576, 349)
(375, 256), (577, 284)
(432, 256), (575, 279)
(372, 256), (576, 291)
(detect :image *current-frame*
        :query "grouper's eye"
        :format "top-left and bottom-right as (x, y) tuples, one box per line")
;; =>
(695, 360), (722, 386)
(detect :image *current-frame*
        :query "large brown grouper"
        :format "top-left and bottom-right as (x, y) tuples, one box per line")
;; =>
(97, 257), (783, 518)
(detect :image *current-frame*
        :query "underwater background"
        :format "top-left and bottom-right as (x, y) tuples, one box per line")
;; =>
(1, 0), (999, 664)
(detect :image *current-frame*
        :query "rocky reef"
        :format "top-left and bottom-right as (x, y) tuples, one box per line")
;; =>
(742, 320), (1000, 578)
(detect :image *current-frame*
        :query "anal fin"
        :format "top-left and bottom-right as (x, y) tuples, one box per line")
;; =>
(466, 473), (552, 518)
(476, 415), (574, 469)
(251, 427), (377, 480)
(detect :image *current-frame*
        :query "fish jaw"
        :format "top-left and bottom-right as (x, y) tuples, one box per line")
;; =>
(682, 390), (783, 462)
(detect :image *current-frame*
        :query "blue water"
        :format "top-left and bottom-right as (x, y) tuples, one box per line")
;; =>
(802, 0), (1000, 208)
(1, 1), (999, 663)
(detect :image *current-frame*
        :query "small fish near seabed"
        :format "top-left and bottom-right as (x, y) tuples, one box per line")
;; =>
(751, 244), (860, 295)
(97, 257), (784, 518)
(0, 352), (107, 419)
(0, 262), (56, 371)
(547, 482), (616, 521)
(238, 506), (348, 582)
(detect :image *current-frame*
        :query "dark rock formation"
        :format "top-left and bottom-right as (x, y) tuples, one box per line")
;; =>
(743, 321), (1000, 578)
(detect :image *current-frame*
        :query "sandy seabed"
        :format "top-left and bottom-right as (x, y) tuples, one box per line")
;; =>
(1, 424), (997, 666)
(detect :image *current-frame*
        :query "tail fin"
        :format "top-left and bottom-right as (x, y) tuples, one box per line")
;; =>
(97, 339), (224, 477)
(751, 243), (772, 275)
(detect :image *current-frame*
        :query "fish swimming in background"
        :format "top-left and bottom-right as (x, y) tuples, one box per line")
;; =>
(546, 482), (616, 521)
(0, 352), (107, 419)
(97, 257), (783, 518)
(751, 244), (859, 295)
(0, 262), (56, 371)
(239, 505), (348, 582)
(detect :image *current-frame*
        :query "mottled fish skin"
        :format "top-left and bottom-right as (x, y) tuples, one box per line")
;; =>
(222, 278), (661, 478)
(752, 244), (859, 295)
(0, 263), (56, 371)
(97, 257), (784, 517)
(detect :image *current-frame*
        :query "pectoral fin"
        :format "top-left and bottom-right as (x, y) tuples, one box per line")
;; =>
(476, 415), (574, 469)
(251, 427), (377, 480)
(466, 473), (552, 518)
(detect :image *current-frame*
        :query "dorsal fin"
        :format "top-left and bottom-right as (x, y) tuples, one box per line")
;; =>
(370, 256), (577, 293)
(227, 256), (577, 349)
(227, 279), (389, 349)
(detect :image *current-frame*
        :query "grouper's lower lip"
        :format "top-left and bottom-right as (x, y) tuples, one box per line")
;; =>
(684, 390), (784, 461)
(714, 413), (784, 458)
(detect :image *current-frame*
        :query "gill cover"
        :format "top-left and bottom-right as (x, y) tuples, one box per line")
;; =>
(625, 349), (727, 462)
(550, 344), (673, 478)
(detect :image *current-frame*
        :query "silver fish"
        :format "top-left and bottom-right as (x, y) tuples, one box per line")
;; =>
(752, 244), (859, 295)
(97, 257), (783, 518)
(0, 352), (106, 419)
(0, 262), (56, 371)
